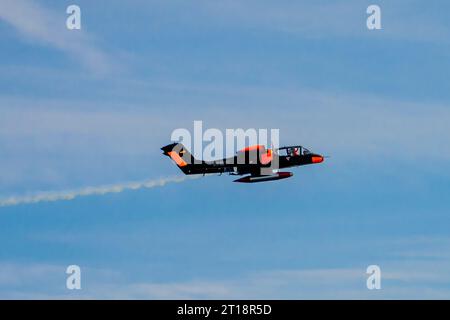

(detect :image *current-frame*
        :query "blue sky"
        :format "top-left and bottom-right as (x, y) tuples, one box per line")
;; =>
(0, 0), (450, 298)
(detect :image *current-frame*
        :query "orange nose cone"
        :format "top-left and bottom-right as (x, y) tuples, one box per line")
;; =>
(312, 156), (324, 163)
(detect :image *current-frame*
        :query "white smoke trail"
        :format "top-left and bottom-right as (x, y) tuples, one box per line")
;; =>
(0, 175), (199, 207)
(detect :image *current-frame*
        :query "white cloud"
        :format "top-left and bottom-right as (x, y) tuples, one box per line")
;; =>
(1, 236), (450, 299)
(2, 258), (450, 299)
(0, 0), (111, 73)
(144, 0), (450, 43)
(1, 83), (450, 194)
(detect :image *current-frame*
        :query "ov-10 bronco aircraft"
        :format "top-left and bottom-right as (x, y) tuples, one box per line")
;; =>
(161, 142), (325, 183)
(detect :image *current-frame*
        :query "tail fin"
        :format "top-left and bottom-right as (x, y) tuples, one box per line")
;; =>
(161, 143), (196, 174)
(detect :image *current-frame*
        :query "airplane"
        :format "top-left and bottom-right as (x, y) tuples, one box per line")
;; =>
(161, 143), (325, 183)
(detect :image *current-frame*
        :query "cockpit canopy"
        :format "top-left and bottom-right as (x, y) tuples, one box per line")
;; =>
(277, 146), (311, 157)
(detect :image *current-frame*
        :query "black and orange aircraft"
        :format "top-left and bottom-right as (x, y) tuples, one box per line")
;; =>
(161, 143), (324, 183)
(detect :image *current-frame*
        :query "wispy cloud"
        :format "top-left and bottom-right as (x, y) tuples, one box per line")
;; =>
(2, 259), (450, 299)
(0, 0), (111, 73)
(152, 0), (450, 43)
(0, 175), (198, 207)
(1, 85), (449, 194)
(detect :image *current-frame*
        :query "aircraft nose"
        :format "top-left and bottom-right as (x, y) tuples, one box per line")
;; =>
(311, 155), (324, 163)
